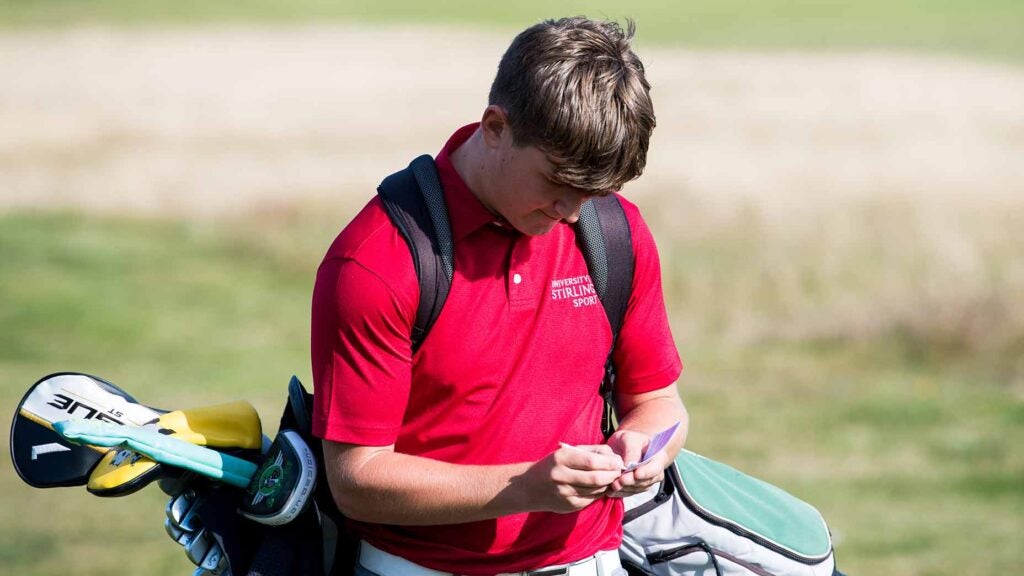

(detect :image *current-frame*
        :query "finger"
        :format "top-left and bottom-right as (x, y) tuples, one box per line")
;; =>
(606, 434), (638, 467)
(608, 486), (649, 498)
(616, 437), (648, 468)
(558, 442), (619, 461)
(611, 467), (664, 495)
(555, 466), (623, 490)
(557, 445), (624, 471)
(561, 483), (613, 498)
(584, 444), (618, 457)
(630, 459), (667, 484)
(609, 471), (657, 495)
(609, 470), (633, 494)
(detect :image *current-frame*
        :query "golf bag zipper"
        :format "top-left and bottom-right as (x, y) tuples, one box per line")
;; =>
(646, 542), (773, 576)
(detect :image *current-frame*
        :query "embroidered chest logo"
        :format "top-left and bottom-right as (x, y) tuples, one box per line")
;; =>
(550, 274), (599, 308)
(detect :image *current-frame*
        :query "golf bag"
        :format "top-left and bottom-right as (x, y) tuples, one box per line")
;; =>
(9, 370), (327, 576)
(620, 450), (841, 576)
(172, 376), (356, 576)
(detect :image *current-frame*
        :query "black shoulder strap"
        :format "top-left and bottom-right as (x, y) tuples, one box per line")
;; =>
(575, 196), (634, 343)
(575, 196), (635, 438)
(377, 155), (454, 352)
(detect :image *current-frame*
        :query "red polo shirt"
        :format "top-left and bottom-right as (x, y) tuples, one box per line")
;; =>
(311, 124), (682, 574)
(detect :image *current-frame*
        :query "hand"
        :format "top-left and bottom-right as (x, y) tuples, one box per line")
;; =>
(605, 430), (667, 497)
(520, 444), (625, 513)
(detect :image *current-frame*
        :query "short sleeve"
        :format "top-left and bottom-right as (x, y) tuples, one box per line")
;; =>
(311, 256), (416, 445)
(610, 198), (683, 393)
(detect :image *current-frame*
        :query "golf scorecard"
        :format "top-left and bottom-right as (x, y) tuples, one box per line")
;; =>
(560, 421), (681, 472)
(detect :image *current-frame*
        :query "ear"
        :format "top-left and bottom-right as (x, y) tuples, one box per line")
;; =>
(480, 105), (510, 149)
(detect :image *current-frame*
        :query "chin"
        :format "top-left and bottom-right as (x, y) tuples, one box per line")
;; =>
(524, 222), (560, 236)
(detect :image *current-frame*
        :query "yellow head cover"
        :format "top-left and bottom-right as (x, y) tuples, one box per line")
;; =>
(87, 400), (262, 496)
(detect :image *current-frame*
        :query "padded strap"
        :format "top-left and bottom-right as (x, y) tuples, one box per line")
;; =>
(575, 196), (635, 437)
(576, 195), (634, 341)
(377, 155), (454, 351)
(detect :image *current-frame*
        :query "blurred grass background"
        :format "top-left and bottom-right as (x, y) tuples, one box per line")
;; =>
(2, 1), (1023, 575)
(2, 0), (1024, 63)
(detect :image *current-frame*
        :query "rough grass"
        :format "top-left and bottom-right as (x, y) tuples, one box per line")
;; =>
(1, 200), (1021, 575)
(1, 0), (1023, 63)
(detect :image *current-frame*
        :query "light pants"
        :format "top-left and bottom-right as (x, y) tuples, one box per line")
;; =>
(354, 564), (382, 576)
(353, 558), (628, 576)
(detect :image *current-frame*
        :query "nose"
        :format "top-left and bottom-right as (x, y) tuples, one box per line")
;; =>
(553, 193), (587, 224)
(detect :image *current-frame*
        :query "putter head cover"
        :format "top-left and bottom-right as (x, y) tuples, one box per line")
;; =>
(238, 429), (316, 526)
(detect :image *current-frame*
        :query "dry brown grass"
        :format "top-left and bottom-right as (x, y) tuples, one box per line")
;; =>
(2, 25), (1022, 216)
(3, 27), (1021, 365)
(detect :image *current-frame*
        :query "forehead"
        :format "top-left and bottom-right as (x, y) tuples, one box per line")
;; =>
(511, 143), (609, 197)
(511, 143), (555, 170)
(512, 144), (576, 185)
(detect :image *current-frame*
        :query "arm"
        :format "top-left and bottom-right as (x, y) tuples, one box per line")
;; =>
(323, 440), (625, 525)
(602, 199), (689, 494)
(606, 382), (688, 495)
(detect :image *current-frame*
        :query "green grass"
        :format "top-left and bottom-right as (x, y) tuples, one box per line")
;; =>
(1, 205), (1021, 575)
(0, 210), (334, 576)
(1, 0), (1023, 63)
(0, 211), (318, 406)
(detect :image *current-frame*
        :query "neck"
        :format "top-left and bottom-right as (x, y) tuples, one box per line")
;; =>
(449, 128), (501, 217)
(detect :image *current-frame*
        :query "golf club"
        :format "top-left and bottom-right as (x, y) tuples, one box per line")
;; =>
(10, 372), (164, 488)
(181, 526), (214, 566)
(167, 490), (197, 527)
(198, 544), (228, 574)
(165, 517), (186, 542)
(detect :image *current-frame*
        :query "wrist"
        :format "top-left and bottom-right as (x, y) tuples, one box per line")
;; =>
(495, 461), (544, 515)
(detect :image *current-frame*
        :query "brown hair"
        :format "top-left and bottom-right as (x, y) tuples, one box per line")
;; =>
(489, 17), (656, 195)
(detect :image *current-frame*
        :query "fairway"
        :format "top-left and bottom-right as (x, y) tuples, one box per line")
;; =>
(1, 8), (1023, 576)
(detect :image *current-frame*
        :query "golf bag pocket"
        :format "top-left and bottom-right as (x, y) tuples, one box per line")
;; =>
(620, 450), (838, 576)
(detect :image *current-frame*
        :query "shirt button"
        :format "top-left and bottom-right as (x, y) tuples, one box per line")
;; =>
(513, 273), (522, 285)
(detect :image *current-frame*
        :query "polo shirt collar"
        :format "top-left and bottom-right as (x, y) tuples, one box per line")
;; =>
(435, 123), (509, 241)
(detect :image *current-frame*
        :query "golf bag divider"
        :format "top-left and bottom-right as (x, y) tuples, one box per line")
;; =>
(620, 450), (839, 576)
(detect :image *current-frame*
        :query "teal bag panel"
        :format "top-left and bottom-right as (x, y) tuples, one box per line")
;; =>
(675, 449), (832, 561)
